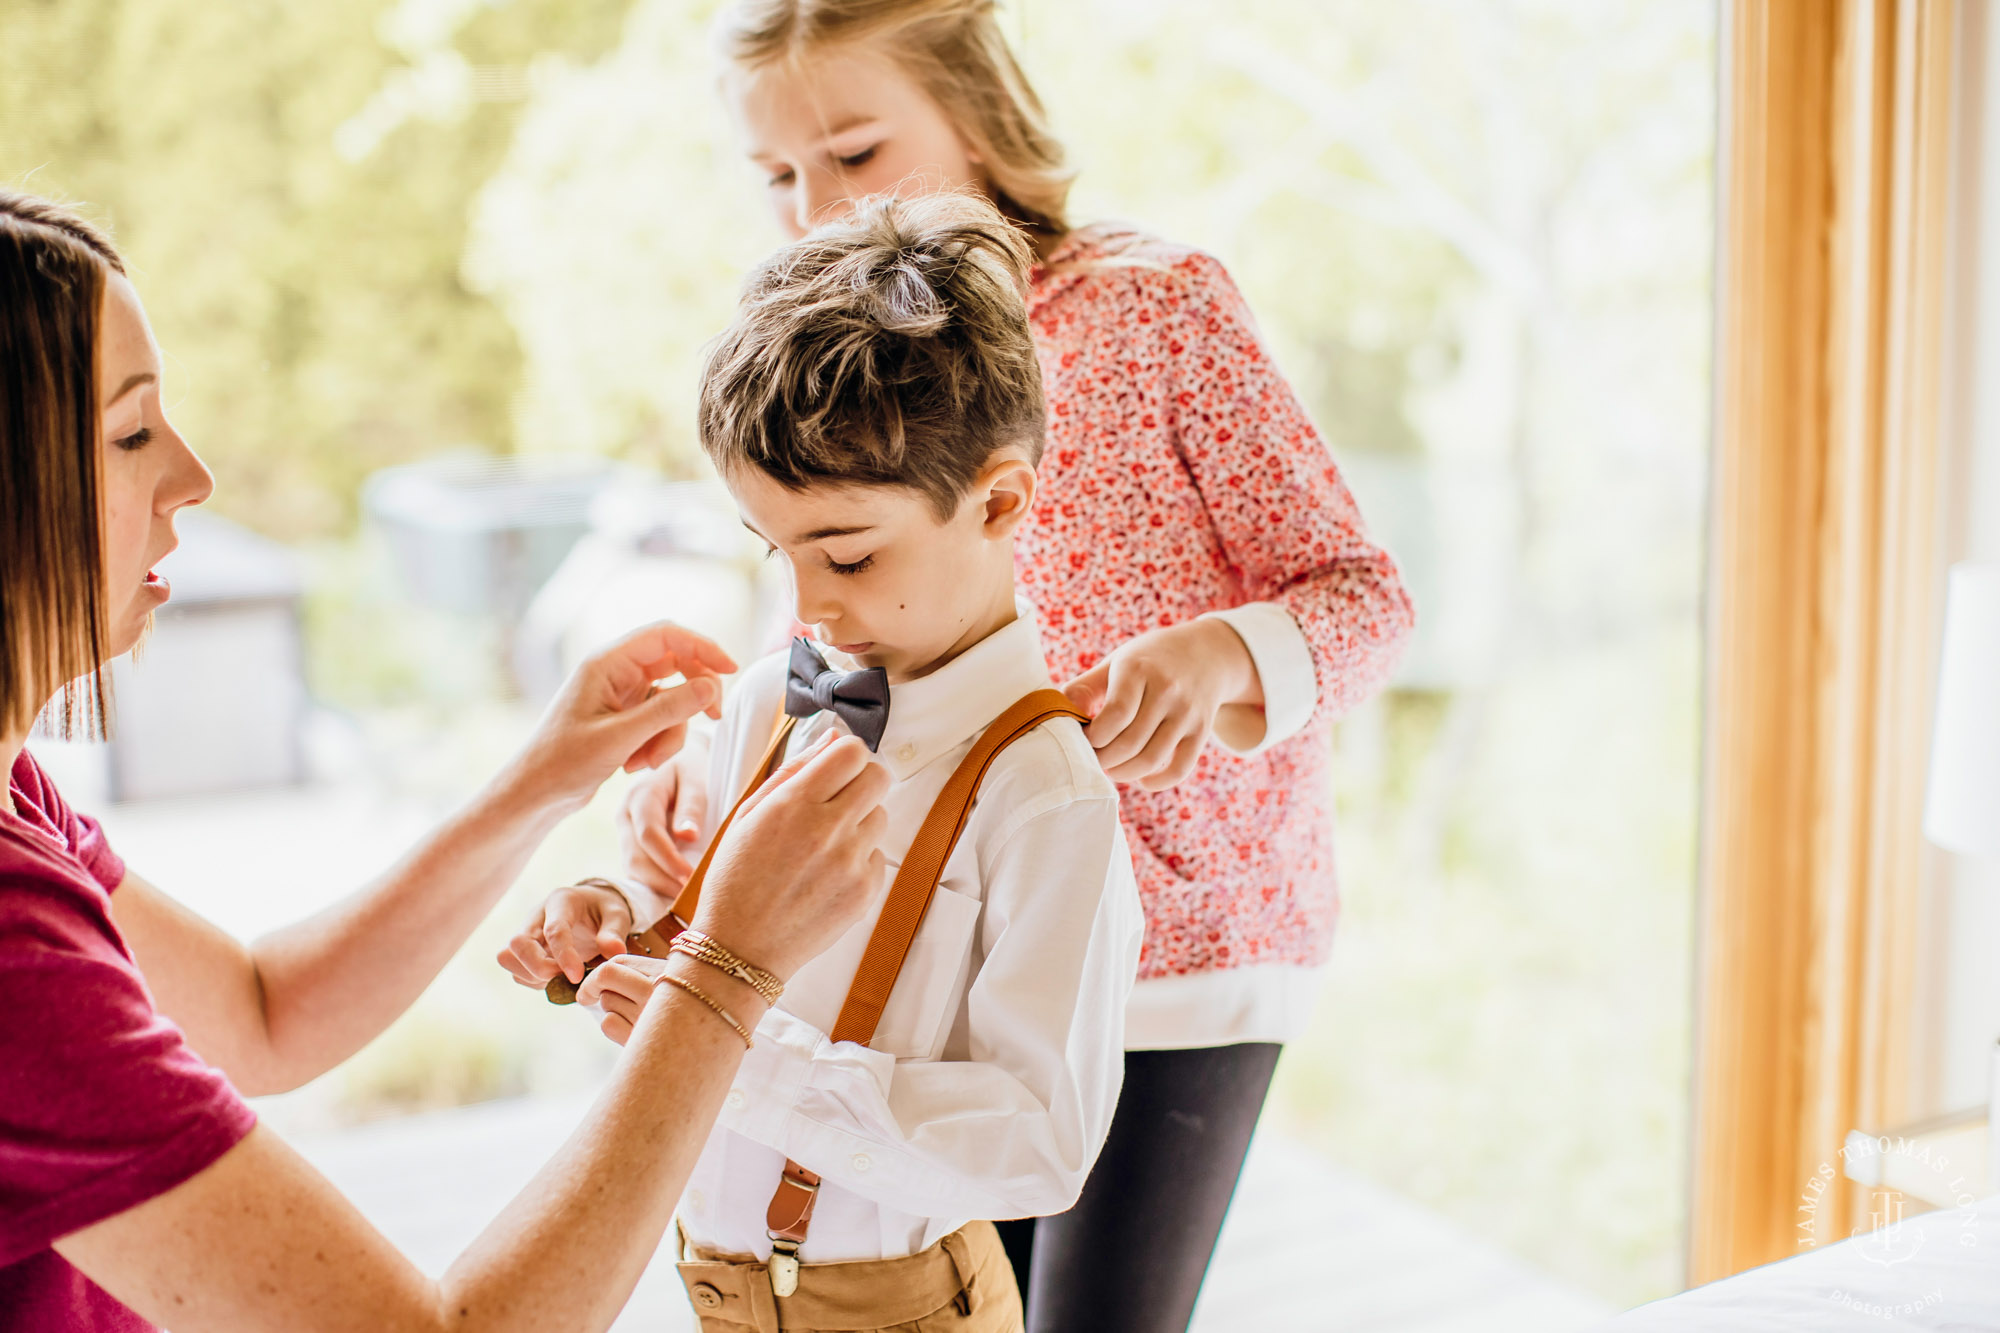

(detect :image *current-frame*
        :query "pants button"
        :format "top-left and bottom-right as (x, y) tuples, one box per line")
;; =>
(691, 1282), (725, 1310)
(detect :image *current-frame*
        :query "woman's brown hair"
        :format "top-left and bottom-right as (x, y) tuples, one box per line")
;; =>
(716, 0), (1075, 239)
(0, 190), (125, 740)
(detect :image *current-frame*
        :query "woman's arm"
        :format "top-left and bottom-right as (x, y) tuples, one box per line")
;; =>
(57, 731), (891, 1333)
(58, 969), (744, 1333)
(585, 791), (1142, 1220)
(111, 622), (734, 1095)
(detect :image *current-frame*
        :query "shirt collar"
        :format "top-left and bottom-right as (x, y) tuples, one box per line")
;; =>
(823, 598), (1054, 782)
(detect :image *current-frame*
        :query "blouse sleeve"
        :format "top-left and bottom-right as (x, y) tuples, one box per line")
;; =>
(1153, 252), (1415, 732)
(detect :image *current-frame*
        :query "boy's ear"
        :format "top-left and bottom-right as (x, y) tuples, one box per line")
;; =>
(977, 456), (1038, 539)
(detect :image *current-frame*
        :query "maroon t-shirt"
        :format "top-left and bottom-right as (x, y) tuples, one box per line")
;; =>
(0, 750), (258, 1331)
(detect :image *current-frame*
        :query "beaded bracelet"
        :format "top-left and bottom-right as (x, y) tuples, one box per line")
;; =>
(654, 972), (754, 1049)
(669, 927), (785, 1006)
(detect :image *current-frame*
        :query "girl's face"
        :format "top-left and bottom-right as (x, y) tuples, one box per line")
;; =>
(96, 273), (213, 659)
(726, 46), (986, 240)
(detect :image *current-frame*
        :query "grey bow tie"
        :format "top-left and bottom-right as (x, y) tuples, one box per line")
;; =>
(784, 637), (891, 751)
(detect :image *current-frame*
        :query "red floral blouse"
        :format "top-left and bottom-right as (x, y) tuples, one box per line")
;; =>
(1020, 226), (1415, 988)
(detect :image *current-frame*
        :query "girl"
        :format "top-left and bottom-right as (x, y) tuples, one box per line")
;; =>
(618, 4), (1416, 1327)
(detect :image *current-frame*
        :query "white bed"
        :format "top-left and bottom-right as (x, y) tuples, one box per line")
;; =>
(1602, 1193), (2000, 1331)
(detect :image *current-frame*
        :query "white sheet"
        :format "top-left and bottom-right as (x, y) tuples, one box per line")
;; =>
(1602, 1193), (2000, 1331)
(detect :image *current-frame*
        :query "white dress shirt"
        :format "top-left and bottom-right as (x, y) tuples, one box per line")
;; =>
(649, 600), (1144, 1263)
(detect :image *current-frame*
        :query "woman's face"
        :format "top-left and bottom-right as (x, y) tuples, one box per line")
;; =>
(96, 272), (213, 658)
(725, 46), (987, 240)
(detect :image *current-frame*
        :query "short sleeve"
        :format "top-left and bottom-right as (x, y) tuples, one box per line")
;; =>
(0, 877), (256, 1266)
(9, 753), (124, 892)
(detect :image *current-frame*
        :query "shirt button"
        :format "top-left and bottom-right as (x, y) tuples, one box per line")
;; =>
(691, 1283), (724, 1310)
(726, 1089), (746, 1110)
(896, 743), (917, 763)
(687, 1190), (706, 1213)
(851, 1153), (872, 1173)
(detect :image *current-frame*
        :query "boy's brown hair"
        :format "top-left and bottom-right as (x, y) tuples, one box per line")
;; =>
(698, 191), (1044, 519)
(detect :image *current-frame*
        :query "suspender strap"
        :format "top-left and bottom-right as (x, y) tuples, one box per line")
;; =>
(764, 687), (1085, 1293)
(829, 688), (1085, 1046)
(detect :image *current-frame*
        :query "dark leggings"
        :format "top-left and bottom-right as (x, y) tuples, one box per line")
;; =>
(995, 1043), (1282, 1333)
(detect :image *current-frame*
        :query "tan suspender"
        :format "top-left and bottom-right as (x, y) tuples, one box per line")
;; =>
(633, 713), (799, 957)
(568, 687), (1086, 1297)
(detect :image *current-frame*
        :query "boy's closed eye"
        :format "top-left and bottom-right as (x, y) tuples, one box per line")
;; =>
(759, 541), (876, 577)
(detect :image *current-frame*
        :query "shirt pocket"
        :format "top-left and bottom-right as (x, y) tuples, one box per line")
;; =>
(870, 885), (982, 1061)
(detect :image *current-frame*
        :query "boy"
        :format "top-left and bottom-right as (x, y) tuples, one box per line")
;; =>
(501, 193), (1143, 1332)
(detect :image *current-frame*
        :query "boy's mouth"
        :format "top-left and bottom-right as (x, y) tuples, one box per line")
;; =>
(833, 641), (875, 655)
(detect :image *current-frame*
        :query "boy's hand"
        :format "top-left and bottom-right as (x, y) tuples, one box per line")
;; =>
(1064, 618), (1264, 791)
(617, 737), (713, 900)
(574, 952), (671, 1046)
(497, 880), (635, 988)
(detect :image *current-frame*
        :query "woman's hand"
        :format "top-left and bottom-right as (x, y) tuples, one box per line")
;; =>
(580, 731), (890, 1044)
(1063, 618), (1265, 791)
(499, 622), (736, 819)
(616, 737), (712, 901)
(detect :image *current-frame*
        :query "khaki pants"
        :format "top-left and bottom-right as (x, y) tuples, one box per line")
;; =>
(676, 1220), (1022, 1333)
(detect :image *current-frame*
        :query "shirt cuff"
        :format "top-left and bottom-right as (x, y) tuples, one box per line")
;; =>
(717, 1008), (890, 1148)
(1200, 602), (1317, 754)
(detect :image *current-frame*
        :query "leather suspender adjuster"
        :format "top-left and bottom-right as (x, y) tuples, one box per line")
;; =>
(765, 1159), (821, 1299)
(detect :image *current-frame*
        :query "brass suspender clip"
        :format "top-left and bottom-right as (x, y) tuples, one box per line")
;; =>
(767, 1237), (802, 1298)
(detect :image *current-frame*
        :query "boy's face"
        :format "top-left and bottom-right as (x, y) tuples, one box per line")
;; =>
(727, 453), (1036, 684)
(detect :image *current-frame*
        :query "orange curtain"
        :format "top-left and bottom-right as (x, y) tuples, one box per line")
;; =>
(1693, 0), (1955, 1283)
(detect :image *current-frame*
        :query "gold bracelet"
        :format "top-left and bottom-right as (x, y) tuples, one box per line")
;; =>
(654, 972), (754, 1049)
(670, 928), (785, 1006)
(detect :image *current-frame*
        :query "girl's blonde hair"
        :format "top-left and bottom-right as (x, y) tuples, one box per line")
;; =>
(716, 0), (1075, 239)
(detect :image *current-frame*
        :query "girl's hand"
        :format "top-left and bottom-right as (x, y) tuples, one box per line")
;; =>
(496, 880), (635, 988)
(617, 736), (713, 900)
(1063, 618), (1264, 791)
(500, 622), (736, 820)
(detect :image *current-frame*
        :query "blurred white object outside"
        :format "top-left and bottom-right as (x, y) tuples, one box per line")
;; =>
(363, 451), (640, 621)
(516, 478), (784, 697)
(1926, 562), (2000, 858)
(93, 510), (307, 803)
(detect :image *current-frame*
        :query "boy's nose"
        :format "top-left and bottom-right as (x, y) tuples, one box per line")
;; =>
(790, 573), (839, 629)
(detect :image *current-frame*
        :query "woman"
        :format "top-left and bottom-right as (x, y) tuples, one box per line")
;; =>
(0, 187), (892, 1333)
